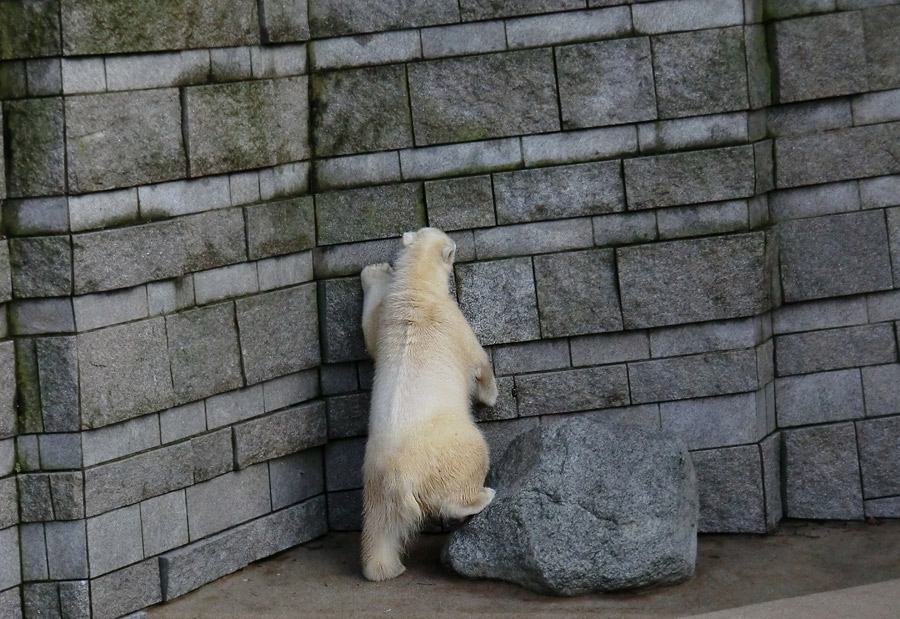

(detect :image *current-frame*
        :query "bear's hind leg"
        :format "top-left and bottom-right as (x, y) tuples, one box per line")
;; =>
(361, 484), (421, 581)
(440, 487), (496, 520)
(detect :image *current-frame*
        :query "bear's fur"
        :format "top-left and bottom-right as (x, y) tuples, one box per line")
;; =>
(359, 227), (498, 582)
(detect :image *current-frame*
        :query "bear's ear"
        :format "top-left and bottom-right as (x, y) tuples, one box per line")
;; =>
(440, 242), (456, 265)
(402, 231), (416, 247)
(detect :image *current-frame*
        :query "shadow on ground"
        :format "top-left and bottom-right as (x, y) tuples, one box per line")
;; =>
(148, 520), (900, 618)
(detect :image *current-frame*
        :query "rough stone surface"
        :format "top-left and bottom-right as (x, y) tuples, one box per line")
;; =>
(778, 211), (893, 302)
(319, 277), (366, 363)
(269, 449), (325, 509)
(624, 145), (756, 210)
(776, 369), (864, 427)
(326, 393), (369, 438)
(190, 430), (234, 483)
(236, 284), (320, 384)
(494, 161), (624, 224)
(0, 0), (61, 59)
(233, 402), (327, 468)
(425, 176), (495, 231)
(861, 364), (900, 417)
(557, 38), (656, 129)
(309, 0), (457, 37)
(783, 423), (864, 520)
(66, 90), (185, 193)
(659, 392), (764, 450)
(474, 219), (593, 261)
(856, 416), (900, 499)
(456, 258), (540, 346)
(8, 236), (72, 298)
(776, 324), (897, 376)
(61, 0), (260, 55)
(89, 559), (161, 619)
(246, 197), (315, 260)
(443, 419), (697, 595)
(185, 77), (308, 177)
(862, 5), (900, 91)
(630, 350), (759, 404)
(515, 366), (630, 417)
(533, 249), (622, 337)
(260, 0), (310, 42)
(617, 233), (769, 329)
(316, 183), (425, 246)
(408, 50), (559, 145)
(652, 27), (749, 119)
(36, 337), (80, 432)
(3, 97), (65, 197)
(78, 319), (175, 429)
(692, 445), (767, 533)
(141, 491), (189, 557)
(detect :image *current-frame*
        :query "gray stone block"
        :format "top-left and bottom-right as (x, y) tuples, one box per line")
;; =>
(316, 183), (425, 246)
(269, 449), (324, 509)
(0, 527), (18, 591)
(73, 287), (149, 332)
(260, 0), (309, 42)
(863, 5), (900, 91)
(65, 90), (185, 193)
(425, 176), (495, 232)
(399, 138), (522, 181)
(185, 77), (308, 177)
(557, 38), (655, 129)
(229, 170), (260, 206)
(624, 145), (755, 210)
(9, 236), (72, 298)
(160, 496), (326, 599)
(84, 441), (194, 517)
(0, 61), (26, 100)
(316, 152), (402, 191)
(3, 97), (65, 197)
(593, 211), (657, 247)
(778, 211), (893, 303)
(541, 404), (661, 431)
(862, 364), (900, 417)
(59, 580), (90, 619)
(190, 429), (234, 483)
(309, 0), (456, 37)
(856, 416), (900, 499)
(249, 44), (306, 78)
(0, 243), (9, 305)
(311, 65), (412, 157)
(0, 0), (60, 58)
(516, 366), (630, 417)
(774, 12), (866, 103)
(236, 285), (320, 384)
(147, 276), (195, 317)
(0, 439), (14, 477)
(321, 363), (358, 395)
(456, 258), (540, 346)
(16, 436), (40, 472)
(44, 519), (87, 579)
(408, 49), (558, 146)
(185, 464), (271, 540)
(761, 433), (782, 529)
(62, 0), (259, 55)
(263, 370), (319, 412)
(20, 523), (48, 581)
(2, 196), (69, 235)
(234, 402), (327, 468)
(693, 445), (766, 533)
(167, 304), (243, 403)
(860, 175), (900, 209)
(105, 50), (210, 92)
(473, 219), (593, 261)
(9, 298), (73, 336)
(327, 489), (362, 531)
(49, 471), (84, 520)
(630, 350), (759, 405)
(259, 161), (310, 201)
(459, 0), (581, 20)
(421, 21), (506, 58)
(650, 318), (761, 359)
(159, 402), (207, 444)
(87, 505), (143, 576)
(766, 99), (852, 137)
(852, 89), (900, 126)
(570, 331), (649, 367)
(140, 491), (189, 557)
(633, 0), (742, 33)
(660, 392), (764, 450)
(534, 249), (622, 338)
(310, 29), (421, 71)
(656, 200), (749, 240)
(193, 263), (258, 306)
(776, 324), (897, 377)
(522, 126), (638, 168)
(865, 496), (900, 519)
(773, 297), (868, 335)
(769, 181), (859, 221)
(618, 233), (769, 329)
(61, 56), (106, 94)
(90, 559), (161, 619)
(138, 176), (230, 220)
(38, 433), (82, 470)
(492, 339), (570, 377)
(638, 112), (748, 155)
(324, 438), (365, 492)
(494, 161), (624, 224)
(783, 423), (863, 520)
(319, 277), (366, 363)
(312, 238), (399, 280)
(78, 318), (175, 428)
(246, 197), (315, 260)
(81, 415), (160, 468)
(652, 27), (748, 119)
(775, 122), (900, 188)
(776, 369), (864, 427)
(0, 343), (15, 439)
(506, 7), (630, 48)
(0, 479), (14, 530)
(326, 393), (369, 439)
(258, 252), (314, 292)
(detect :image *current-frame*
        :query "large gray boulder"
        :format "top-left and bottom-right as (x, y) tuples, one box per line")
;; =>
(442, 418), (698, 596)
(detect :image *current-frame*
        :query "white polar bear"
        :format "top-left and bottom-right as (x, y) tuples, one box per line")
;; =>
(359, 227), (498, 582)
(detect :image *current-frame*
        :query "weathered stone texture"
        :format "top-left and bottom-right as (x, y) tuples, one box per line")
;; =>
(494, 161), (624, 224)
(270, 449), (325, 509)
(617, 233), (769, 329)
(783, 424), (864, 520)
(660, 392), (764, 450)
(78, 319), (175, 429)
(319, 277), (365, 363)
(693, 445), (767, 533)
(326, 393), (369, 438)
(533, 249), (622, 337)
(316, 184), (425, 245)
(425, 176), (495, 231)
(90, 559), (161, 619)
(862, 5), (900, 91)
(141, 491), (189, 557)
(309, 0), (457, 37)
(459, 0), (582, 20)
(167, 304), (244, 403)
(456, 258), (541, 346)
(66, 90), (185, 193)
(0, 0), (61, 59)
(236, 285), (320, 384)
(36, 337), (80, 432)
(61, 0), (260, 55)
(261, 0), (310, 42)
(3, 97), (65, 197)
(773, 12), (867, 103)
(557, 38), (656, 129)
(246, 197), (315, 260)
(624, 145), (756, 210)
(856, 416), (900, 499)
(776, 324), (897, 377)
(652, 27), (749, 119)
(8, 236), (72, 298)
(186, 77), (309, 177)
(630, 350), (759, 404)
(778, 211), (893, 302)
(862, 364), (900, 417)
(516, 366), (630, 417)
(408, 50), (559, 145)
(234, 401), (326, 469)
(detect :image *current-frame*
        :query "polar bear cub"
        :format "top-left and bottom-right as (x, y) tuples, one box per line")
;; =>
(359, 227), (498, 582)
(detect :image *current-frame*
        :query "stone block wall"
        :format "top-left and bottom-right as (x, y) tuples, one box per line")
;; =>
(0, 0), (898, 617)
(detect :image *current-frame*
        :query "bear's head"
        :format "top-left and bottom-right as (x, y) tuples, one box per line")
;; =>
(401, 227), (456, 267)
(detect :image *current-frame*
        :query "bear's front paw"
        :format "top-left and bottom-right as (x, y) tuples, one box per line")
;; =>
(361, 263), (393, 292)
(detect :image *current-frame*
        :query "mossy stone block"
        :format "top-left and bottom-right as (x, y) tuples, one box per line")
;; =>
(0, 341), (15, 439)
(3, 98), (65, 197)
(246, 197), (316, 260)
(9, 236), (73, 298)
(261, 0), (310, 43)
(0, 0), (61, 59)
(186, 77), (309, 177)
